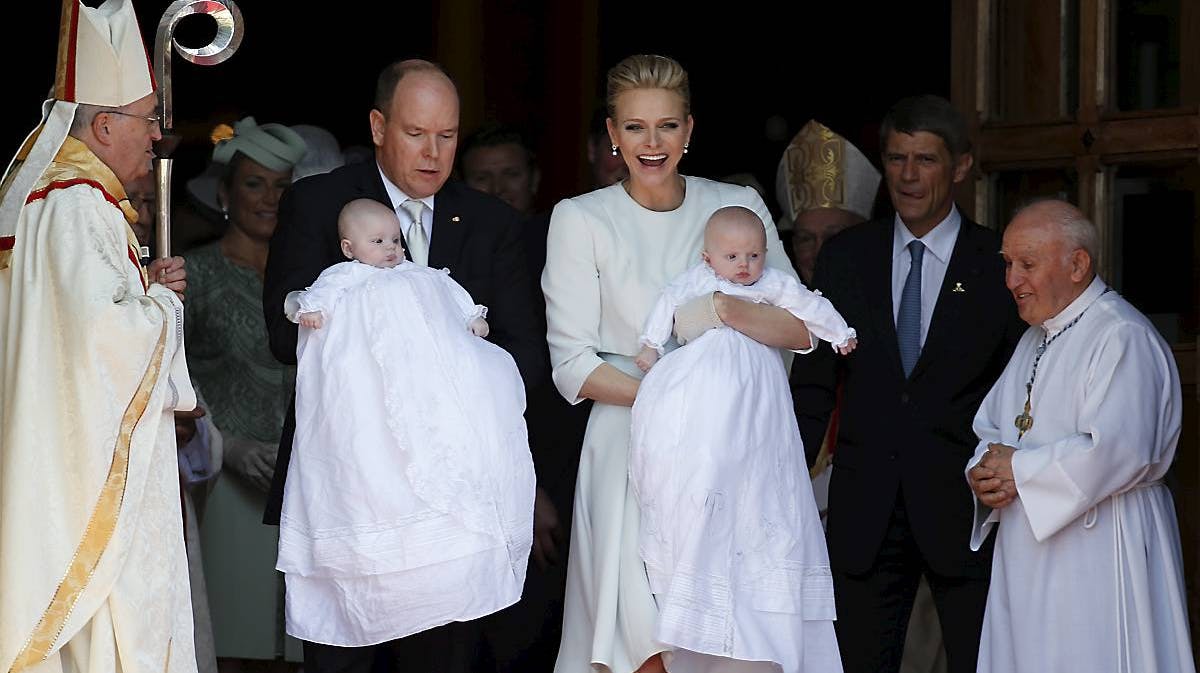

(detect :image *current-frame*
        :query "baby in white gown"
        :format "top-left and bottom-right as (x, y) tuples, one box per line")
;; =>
(276, 199), (534, 648)
(630, 206), (854, 673)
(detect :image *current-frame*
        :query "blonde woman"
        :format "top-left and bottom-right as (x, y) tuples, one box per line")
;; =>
(543, 55), (816, 673)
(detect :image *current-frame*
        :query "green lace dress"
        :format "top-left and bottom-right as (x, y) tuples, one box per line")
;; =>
(186, 242), (301, 661)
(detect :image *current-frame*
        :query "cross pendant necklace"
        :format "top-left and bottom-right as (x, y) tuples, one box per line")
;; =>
(1014, 288), (1110, 439)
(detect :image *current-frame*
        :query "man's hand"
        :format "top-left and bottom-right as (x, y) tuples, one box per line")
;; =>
(531, 486), (564, 570)
(148, 256), (187, 300)
(673, 292), (723, 344)
(968, 443), (1018, 509)
(175, 406), (206, 448)
(635, 346), (659, 372)
(298, 311), (324, 329)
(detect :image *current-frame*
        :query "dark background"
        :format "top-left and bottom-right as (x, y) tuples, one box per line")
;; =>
(6, 1), (951, 217)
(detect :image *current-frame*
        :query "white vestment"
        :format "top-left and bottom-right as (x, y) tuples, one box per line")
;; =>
(277, 261), (535, 647)
(968, 277), (1194, 673)
(0, 135), (197, 673)
(630, 263), (849, 673)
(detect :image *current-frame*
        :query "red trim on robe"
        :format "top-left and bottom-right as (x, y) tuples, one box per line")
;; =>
(27, 178), (123, 211)
(127, 246), (148, 291)
(65, 1), (80, 101)
(26, 179), (148, 291)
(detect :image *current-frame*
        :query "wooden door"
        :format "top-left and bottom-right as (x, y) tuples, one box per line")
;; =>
(952, 0), (1200, 653)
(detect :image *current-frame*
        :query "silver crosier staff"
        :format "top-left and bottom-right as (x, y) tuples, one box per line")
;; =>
(153, 0), (243, 259)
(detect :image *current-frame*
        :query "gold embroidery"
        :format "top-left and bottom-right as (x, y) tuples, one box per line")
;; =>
(8, 314), (169, 673)
(35, 137), (136, 224)
(786, 121), (846, 212)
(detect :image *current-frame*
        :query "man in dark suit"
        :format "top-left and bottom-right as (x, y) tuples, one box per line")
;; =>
(458, 123), (590, 673)
(262, 59), (544, 673)
(791, 95), (1024, 673)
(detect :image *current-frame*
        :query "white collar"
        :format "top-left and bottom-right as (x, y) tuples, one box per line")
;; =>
(892, 206), (961, 264)
(1042, 275), (1107, 334)
(376, 163), (436, 213)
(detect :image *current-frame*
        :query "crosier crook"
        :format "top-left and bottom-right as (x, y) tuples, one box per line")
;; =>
(153, 0), (244, 258)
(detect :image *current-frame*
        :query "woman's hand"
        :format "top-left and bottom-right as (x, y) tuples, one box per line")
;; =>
(579, 363), (641, 407)
(672, 292), (723, 344)
(713, 293), (812, 350)
(224, 436), (278, 492)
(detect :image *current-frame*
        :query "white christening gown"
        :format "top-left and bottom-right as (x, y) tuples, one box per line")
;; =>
(630, 263), (853, 673)
(276, 260), (535, 647)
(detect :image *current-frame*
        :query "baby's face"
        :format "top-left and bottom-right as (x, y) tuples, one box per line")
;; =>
(703, 221), (766, 285)
(342, 214), (405, 268)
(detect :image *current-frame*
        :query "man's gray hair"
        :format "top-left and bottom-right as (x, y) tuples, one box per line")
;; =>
(68, 103), (118, 137)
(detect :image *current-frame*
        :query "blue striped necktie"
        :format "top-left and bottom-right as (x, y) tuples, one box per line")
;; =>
(897, 240), (925, 377)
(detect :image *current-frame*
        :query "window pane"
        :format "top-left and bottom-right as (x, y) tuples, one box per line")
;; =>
(1113, 0), (1184, 111)
(990, 168), (1080, 230)
(991, 0), (1079, 122)
(1111, 161), (1199, 344)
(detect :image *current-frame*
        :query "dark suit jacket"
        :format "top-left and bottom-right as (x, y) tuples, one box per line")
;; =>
(791, 216), (1024, 577)
(261, 160), (545, 524)
(518, 211), (589, 517)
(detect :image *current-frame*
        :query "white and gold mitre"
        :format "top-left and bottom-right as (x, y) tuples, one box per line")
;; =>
(774, 120), (881, 226)
(0, 0), (152, 269)
(54, 0), (155, 107)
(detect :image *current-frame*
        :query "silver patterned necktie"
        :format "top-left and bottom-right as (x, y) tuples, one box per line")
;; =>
(896, 240), (925, 377)
(401, 199), (428, 266)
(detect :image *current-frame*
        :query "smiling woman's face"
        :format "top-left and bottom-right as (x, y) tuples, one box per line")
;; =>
(219, 155), (293, 242)
(607, 87), (692, 193)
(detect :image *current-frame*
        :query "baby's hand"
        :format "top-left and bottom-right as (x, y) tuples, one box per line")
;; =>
(836, 337), (858, 355)
(469, 317), (490, 337)
(635, 346), (659, 372)
(298, 311), (324, 329)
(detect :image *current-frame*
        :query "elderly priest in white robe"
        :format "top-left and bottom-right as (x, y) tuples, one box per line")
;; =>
(966, 199), (1193, 673)
(0, 3), (198, 673)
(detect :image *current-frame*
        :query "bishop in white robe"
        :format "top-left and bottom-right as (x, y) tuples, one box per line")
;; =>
(0, 3), (198, 673)
(967, 200), (1193, 673)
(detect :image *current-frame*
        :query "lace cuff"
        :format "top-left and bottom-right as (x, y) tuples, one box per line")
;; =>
(466, 304), (488, 323)
(829, 327), (857, 351)
(284, 291), (304, 323)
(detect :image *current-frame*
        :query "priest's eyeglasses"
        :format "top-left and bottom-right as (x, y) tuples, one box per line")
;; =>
(107, 110), (163, 127)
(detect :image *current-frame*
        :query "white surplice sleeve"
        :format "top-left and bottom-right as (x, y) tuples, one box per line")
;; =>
(1010, 322), (1180, 542)
(767, 272), (856, 351)
(284, 261), (367, 323)
(542, 199), (603, 404)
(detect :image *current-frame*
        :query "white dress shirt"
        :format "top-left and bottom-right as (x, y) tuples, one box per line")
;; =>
(377, 164), (435, 242)
(891, 207), (961, 348)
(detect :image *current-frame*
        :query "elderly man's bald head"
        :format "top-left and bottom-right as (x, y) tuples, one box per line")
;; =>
(1010, 199), (1099, 268)
(1002, 199), (1098, 325)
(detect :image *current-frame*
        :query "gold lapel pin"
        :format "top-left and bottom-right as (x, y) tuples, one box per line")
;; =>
(451, 216), (461, 222)
(953, 282), (966, 293)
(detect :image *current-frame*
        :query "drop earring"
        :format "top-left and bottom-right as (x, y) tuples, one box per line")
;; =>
(611, 144), (618, 157)
(683, 142), (689, 155)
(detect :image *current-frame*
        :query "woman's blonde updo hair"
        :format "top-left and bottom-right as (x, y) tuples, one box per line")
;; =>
(606, 54), (691, 118)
